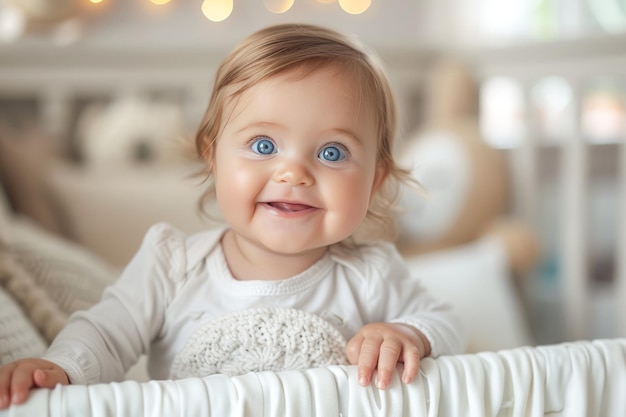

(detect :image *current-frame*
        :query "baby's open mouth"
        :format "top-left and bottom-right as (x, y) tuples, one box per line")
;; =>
(267, 202), (313, 212)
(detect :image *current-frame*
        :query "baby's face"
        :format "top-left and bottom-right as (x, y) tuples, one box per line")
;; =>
(212, 65), (384, 257)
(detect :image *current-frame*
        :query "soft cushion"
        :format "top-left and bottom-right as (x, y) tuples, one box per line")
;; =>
(44, 164), (219, 267)
(405, 235), (534, 353)
(0, 216), (117, 346)
(2, 216), (118, 317)
(0, 249), (67, 343)
(0, 131), (68, 236)
(0, 283), (47, 365)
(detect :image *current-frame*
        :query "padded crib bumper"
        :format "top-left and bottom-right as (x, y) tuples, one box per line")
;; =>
(2, 338), (625, 417)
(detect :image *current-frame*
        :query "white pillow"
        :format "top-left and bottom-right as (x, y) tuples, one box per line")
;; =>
(404, 235), (534, 353)
(0, 249), (68, 343)
(0, 285), (48, 365)
(45, 164), (217, 267)
(3, 216), (118, 316)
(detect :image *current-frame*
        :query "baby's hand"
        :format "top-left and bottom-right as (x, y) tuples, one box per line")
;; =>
(346, 322), (431, 390)
(0, 358), (69, 409)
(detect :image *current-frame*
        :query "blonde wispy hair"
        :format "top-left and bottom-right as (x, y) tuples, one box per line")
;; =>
(194, 23), (412, 241)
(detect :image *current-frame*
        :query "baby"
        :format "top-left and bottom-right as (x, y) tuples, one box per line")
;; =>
(0, 23), (464, 409)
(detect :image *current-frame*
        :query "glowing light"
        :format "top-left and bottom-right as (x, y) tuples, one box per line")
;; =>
(480, 77), (526, 148)
(477, 0), (531, 42)
(582, 82), (626, 144)
(264, 0), (294, 14)
(81, 0), (110, 15)
(531, 76), (573, 141)
(338, 0), (371, 15)
(150, 0), (171, 4)
(201, 0), (233, 22)
(0, 6), (26, 43)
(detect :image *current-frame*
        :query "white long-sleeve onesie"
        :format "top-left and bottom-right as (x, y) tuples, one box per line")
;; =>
(44, 223), (465, 384)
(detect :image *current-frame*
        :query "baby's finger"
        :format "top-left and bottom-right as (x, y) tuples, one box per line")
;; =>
(375, 339), (402, 389)
(400, 344), (421, 384)
(9, 366), (36, 405)
(346, 334), (364, 365)
(33, 369), (67, 389)
(0, 365), (15, 409)
(356, 337), (382, 386)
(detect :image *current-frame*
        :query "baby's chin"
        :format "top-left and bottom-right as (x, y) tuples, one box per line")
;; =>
(257, 238), (329, 257)
(262, 228), (356, 252)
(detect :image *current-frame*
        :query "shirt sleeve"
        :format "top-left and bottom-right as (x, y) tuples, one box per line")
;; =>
(363, 242), (467, 357)
(43, 223), (187, 384)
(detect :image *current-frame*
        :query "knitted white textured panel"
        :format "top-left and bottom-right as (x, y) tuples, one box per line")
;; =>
(170, 308), (349, 378)
(5, 218), (117, 316)
(0, 285), (47, 365)
(0, 251), (67, 343)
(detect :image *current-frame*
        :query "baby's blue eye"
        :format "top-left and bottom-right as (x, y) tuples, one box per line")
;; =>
(318, 145), (345, 162)
(252, 138), (276, 155)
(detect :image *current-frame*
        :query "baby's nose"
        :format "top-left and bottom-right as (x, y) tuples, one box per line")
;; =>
(273, 160), (314, 187)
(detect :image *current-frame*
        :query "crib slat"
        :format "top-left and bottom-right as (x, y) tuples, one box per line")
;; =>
(560, 83), (588, 340)
(514, 79), (538, 226)
(617, 140), (626, 337)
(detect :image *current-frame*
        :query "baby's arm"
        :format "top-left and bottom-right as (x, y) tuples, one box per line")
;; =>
(345, 242), (465, 390)
(346, 322), (430, 389)
(0, 358), (69, 409)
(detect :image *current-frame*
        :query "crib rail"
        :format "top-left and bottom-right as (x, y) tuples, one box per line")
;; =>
(1, 338), (624, 417)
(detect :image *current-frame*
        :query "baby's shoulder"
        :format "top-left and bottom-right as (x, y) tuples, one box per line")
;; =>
(141, 223), (226, 275)
(330, 239), (400, 261)
(329, 240), (405, 280)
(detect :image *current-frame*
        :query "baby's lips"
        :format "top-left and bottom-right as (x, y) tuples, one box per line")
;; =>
(268, 202), (312, 212)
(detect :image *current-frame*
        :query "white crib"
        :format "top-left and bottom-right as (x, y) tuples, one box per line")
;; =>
(466, 33), (626, 342)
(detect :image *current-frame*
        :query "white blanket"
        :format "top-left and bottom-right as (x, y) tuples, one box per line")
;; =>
(2, 338), (624, 417)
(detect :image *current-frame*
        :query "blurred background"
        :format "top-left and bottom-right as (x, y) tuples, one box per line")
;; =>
(1, 0), (626, 350)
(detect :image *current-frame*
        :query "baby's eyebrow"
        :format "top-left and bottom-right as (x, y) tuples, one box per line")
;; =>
(235, 121), (282, 134)
(236, 122), (362, 140)
(326, 128), (364, 147)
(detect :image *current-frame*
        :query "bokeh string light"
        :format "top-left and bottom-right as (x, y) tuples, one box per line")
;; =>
(1, 0), (373, 44)
(263, 0), (295, 14)
(201, 0), (233, 22)
(337, 0), (371, 15)
(83, 0), (371, 21)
